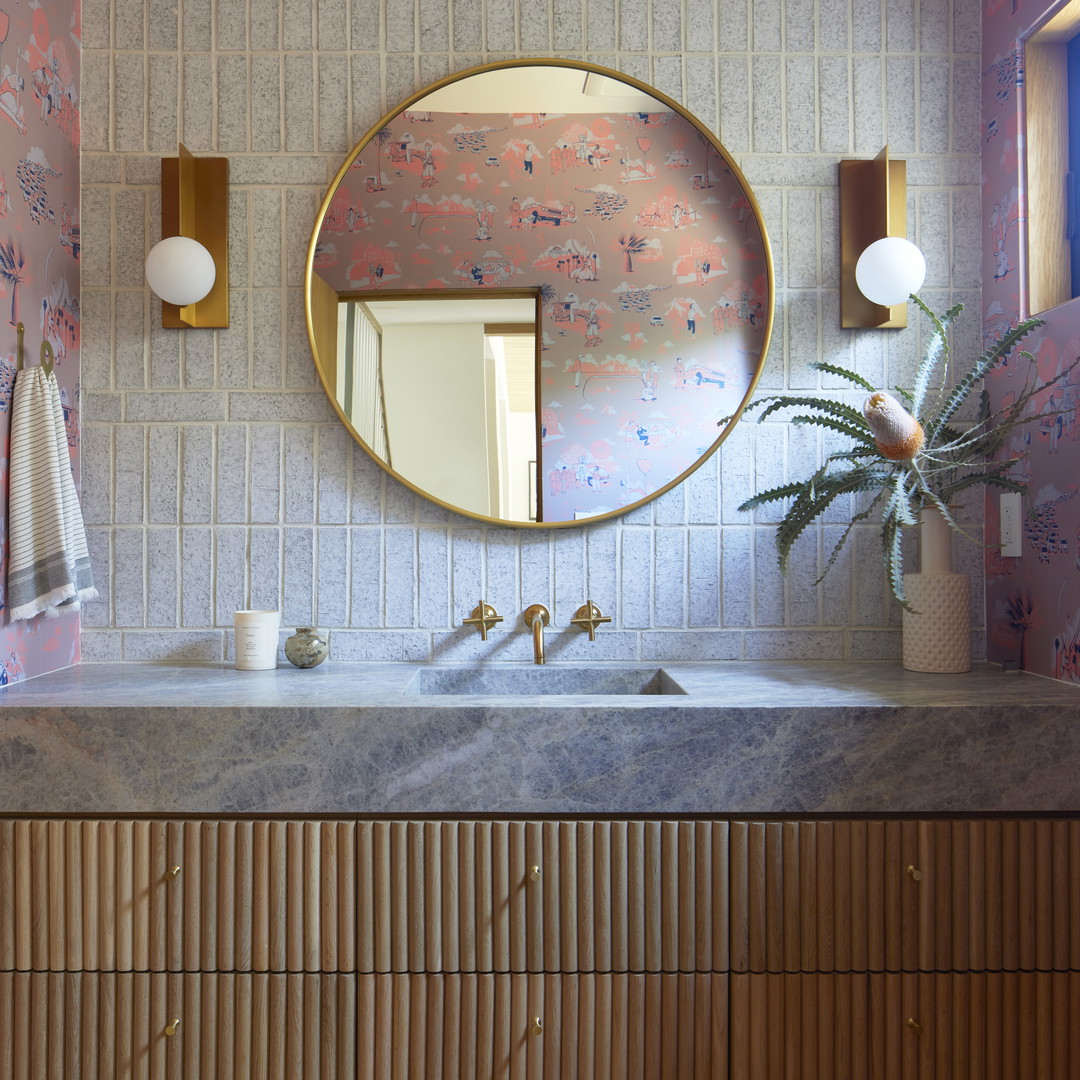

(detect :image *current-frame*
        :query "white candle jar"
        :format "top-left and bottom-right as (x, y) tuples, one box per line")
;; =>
(233, 610), (281, 670)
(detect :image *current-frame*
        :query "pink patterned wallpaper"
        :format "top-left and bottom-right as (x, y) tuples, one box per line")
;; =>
(313, 105), (769, 522)
(983, 0), (1080, 681)
(0, 0), (81, 683)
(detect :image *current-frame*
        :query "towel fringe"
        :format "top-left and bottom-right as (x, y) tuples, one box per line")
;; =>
(9, 583), (78, 623)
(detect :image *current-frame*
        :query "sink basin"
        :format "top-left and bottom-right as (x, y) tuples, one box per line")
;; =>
(403, 666), (688, 697)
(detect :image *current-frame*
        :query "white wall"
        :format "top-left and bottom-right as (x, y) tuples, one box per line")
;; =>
(382, 322), (491, 519)
(77, 0), (982, 664)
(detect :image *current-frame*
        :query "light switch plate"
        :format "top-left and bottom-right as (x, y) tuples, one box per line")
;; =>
(1000, 492), (1022, 557)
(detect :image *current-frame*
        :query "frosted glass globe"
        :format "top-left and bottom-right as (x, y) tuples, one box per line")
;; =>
(854, 237), (926, 307)
(145, 235), (217, 306)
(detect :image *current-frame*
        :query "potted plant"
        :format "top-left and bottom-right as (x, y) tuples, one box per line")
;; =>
(732, 297), (1077, 645)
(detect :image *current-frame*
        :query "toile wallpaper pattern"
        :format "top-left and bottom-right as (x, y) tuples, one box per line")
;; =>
(0, 0), (81, 684)
(982, 0), (1080, 683)
(315, 102), (769, 522)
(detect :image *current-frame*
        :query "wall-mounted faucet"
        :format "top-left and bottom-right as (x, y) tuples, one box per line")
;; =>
(522, 604), (550, 665)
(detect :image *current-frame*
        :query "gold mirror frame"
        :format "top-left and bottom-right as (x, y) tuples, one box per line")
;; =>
(305, 58), (774, 528)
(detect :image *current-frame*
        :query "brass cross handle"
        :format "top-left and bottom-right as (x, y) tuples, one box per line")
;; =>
(463, 602), (503, 641)
(570, 601), (612, 641)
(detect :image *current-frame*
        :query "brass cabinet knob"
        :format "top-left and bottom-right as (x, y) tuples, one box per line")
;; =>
(167, 865), (181, 878)
(165, 1018), (181, 1037)
(528, 865), (541, 882)
(905, 1017), (921, 1032)
(532, 1017), (543, 1035)
(905, 864), (923, 882)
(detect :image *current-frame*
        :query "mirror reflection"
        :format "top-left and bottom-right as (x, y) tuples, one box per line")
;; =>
(308, 61), (773, 526)
(338, 293), (539, 521)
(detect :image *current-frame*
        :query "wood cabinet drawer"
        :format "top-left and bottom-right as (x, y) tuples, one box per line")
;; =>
(0, 820), (356, 972)
(345, 972), (728, 1080)
(731, 972), (1080, 1079)
(0, 971), (355, 1079)
(728, 819), (1080, 973)
(868, 972), (1080, 1080)
(355, 818), (733, 974)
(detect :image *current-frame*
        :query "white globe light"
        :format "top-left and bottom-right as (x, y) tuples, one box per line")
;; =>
(854, 236), (926, 307)
(145, 235), (217, 306)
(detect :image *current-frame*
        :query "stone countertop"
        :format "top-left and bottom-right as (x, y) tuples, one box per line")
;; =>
(3, 658), (1079, 709)
(2, 660), (1079, 815)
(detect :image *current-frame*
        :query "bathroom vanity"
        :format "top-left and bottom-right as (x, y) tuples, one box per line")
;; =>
(2, 660), (1079, 1075)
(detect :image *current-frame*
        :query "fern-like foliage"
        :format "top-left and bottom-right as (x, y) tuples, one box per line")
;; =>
(732, 297), (1080, 606)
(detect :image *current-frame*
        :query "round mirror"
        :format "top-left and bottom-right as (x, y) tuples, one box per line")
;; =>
(306, 59), (773, 526)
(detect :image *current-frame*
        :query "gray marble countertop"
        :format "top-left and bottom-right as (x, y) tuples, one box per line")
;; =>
(3, 660), (1079, 815)
(3, 658), (1078, 709)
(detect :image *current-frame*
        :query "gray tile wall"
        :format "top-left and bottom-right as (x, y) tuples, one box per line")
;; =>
(79, 0), (983, 663)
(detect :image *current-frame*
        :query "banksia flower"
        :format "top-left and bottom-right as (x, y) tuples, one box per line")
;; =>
(863, 390), (925, 460)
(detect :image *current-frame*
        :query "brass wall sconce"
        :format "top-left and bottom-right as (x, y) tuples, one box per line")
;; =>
(145, 144), (229, 328)
(838, 146), (925, 329)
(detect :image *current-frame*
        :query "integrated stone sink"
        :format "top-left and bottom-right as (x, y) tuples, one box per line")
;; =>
(403, 666), (688, 697)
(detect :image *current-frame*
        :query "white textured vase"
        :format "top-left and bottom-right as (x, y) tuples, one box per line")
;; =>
(902, 506), (971, 673)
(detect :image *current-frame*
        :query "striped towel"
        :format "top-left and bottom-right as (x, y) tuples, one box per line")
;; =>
(6, 364), (96, 621)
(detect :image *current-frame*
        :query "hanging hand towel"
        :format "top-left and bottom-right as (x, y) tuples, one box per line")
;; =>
(6, 364), (96, 621)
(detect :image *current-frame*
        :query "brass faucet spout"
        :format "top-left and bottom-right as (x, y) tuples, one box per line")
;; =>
(523, 604), (550, 665)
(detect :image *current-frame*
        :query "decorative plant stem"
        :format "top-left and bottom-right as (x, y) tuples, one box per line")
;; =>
(732, 297), (1080, 608)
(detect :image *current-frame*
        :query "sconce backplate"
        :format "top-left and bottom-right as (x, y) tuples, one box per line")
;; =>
(160, 146), (230, 328)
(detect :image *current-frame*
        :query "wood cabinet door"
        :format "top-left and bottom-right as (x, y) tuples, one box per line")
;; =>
(355, 819), (734, 975)
(0, 971), (360, 1079)
(0, 819), (358, 973)
(723, 818), (1080, 974)
(867, 972), (1080, 1080)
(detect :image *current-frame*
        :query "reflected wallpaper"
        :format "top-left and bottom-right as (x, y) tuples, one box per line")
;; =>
(314, 104), (770, 521)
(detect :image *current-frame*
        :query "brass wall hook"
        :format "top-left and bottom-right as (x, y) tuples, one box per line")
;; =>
(905, 864), (923, 882)
(13, 324), (55, 377)
(570, 600), (611, 641)
(463, 601), (503, 640)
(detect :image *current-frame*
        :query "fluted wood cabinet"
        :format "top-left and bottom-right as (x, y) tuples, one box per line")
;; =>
(1, 816), (1077, 1077)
